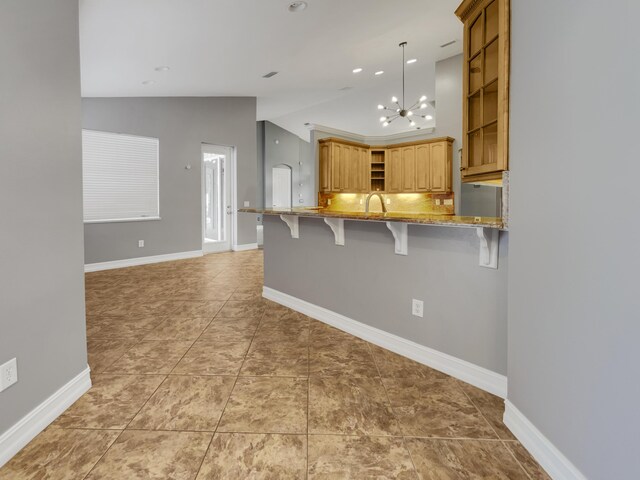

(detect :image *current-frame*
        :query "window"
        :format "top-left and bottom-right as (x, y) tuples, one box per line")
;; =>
(82, 130), (159, 222)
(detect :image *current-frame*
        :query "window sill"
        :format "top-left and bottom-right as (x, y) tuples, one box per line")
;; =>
(84, 217), (161, 225)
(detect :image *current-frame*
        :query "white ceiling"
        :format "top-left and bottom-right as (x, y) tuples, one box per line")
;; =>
(80, 0), (462, 140)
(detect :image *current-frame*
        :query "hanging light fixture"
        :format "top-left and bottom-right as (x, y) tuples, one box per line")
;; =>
(377, 42), (431, 129)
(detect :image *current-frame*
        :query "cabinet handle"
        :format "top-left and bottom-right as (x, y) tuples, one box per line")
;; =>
(460, 167), (466, 171)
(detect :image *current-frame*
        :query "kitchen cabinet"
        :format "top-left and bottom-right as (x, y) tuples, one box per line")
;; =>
(318, 137), (453, 193)
(319, 142), (331, 192)
(456, 0), (509, 184)
(386, 147), (403, 193)
(401, 146), (416, 192)
(319, 139), (370, 193)
(386, 140), (453, 193)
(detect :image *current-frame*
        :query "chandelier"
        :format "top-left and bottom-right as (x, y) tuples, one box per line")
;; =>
(377, 42), (431, 129)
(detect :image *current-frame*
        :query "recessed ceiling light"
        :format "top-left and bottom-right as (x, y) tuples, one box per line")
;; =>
(288, 1), (307, 12)
(141, 80), (155, 85)
(352, 68), (363, 73)
(154, 66), (170, 72)
(262, 71), (279, 78)
(424, 115), (433, 120)
(375, 70), (384, 76)
(407, 58), (417, 64)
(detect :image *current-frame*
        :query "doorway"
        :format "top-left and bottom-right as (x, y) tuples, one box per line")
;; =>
(202, 144), (234, 254)
(272, 165), (292, 208)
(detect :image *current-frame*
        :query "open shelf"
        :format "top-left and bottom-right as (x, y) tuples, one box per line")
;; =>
(370, 150), (386, 191)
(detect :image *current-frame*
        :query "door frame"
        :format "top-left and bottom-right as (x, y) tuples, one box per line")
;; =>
(201, 143), (236, 254)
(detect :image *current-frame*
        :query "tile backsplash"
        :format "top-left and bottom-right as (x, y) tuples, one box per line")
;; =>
(318, 192), (455, 215)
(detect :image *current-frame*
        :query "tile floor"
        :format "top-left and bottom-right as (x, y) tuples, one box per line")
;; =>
(0, 250), (551, 479)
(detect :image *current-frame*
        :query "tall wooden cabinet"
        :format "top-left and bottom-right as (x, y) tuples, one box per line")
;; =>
(456, 0), (509, 183)
(319, 137), (453, 194)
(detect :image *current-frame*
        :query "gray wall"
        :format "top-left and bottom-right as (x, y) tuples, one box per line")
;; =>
(508, 0), (640, 478)
(263, 121), (313, 208)
(0, 0), (87, 434)
(263, 216), (508, 375)
(82, 97), (258, 264)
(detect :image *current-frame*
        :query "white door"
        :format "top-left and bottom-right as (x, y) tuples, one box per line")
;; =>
(272, 166), (292, 208)
(202, 144), (234, 253)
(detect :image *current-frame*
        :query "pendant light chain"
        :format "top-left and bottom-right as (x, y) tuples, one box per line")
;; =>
(402, 42), (405, 109)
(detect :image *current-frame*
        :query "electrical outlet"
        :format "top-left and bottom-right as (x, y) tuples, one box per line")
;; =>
(327, 199), (332, 205)
(386, 198), (391, 204)
(244, 200), (250, 207)
(138, 240), (144, 248)
(0, 358), (18, 392)
(299, 199), (304, 203)
(412, 299), (424, 318)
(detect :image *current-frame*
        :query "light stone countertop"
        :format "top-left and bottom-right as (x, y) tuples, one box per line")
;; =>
(239, 207), (504, 230)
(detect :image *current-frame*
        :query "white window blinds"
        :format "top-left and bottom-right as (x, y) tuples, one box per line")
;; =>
(82, 130), (159, 222)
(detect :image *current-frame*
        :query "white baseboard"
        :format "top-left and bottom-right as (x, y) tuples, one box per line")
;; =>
(232, 243), (258, 252)
(85, 250), (203, 272)
(263, 286), (507, 398)
(0, 366), (91, 468)
(504, 401), (587, 480)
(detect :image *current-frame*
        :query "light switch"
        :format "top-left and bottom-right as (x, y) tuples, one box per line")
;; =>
(243, 201), (250, 207)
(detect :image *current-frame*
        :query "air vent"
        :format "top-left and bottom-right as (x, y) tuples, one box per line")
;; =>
(262, 71), (279, 78)
(440, 40), (457, 48)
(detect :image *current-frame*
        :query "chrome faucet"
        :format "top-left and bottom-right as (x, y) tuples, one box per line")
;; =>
(365, 192), (387, 213)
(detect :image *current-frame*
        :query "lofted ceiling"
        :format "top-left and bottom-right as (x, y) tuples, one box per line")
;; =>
(79, 0), (462, 140)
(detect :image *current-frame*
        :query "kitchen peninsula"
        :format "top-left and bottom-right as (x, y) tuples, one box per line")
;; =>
(242, 206), (508, 397)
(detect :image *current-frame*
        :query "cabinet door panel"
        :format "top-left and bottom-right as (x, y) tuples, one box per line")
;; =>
(331, 143), (343, 191)
(386, 148), (402, 192)
(415, 144), (430, 191)
(430, 142), (447, 192)
(349, 147), (362, 192)
(401, 146), (416, 192)
(319, 143), (330, 192)
(342, 146), (352, 191)
(359, 148), (370, 192)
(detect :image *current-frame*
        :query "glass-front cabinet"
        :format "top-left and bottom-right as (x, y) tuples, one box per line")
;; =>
(456, 0), (509, 184)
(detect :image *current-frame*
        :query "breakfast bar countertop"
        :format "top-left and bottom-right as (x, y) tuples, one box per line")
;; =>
(239, 207), (504, 230)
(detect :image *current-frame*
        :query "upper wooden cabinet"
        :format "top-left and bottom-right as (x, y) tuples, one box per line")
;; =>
(319, 138), (370, 193)
(456, 0), (509, 183)
(319, 137), (453, 194)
